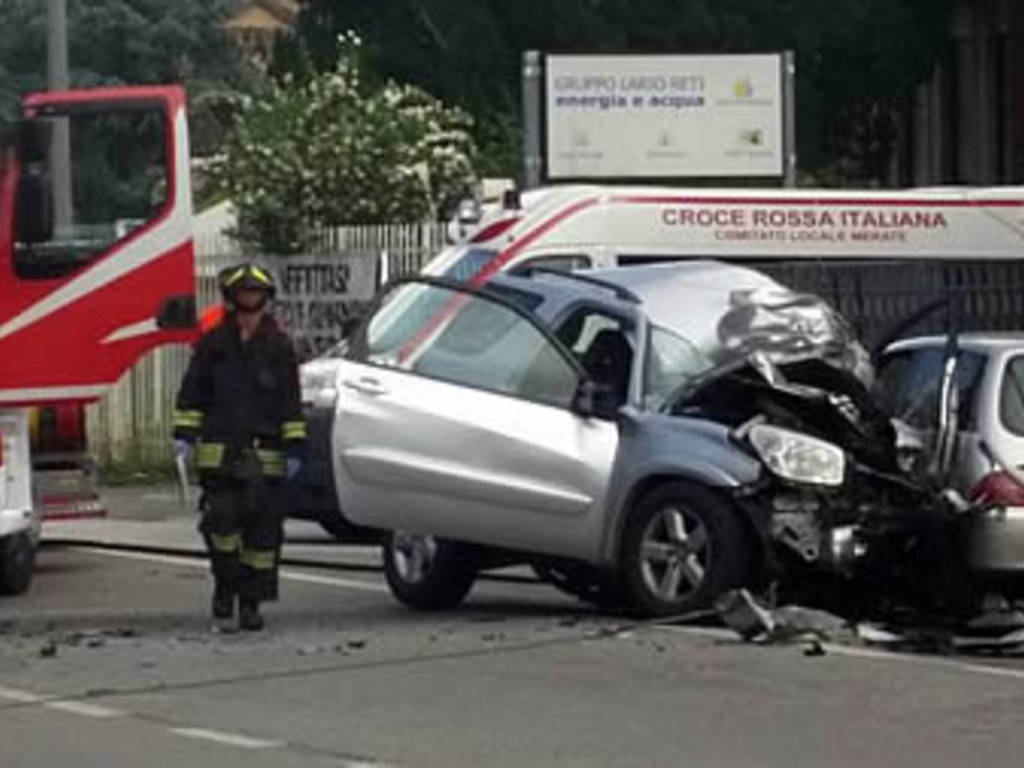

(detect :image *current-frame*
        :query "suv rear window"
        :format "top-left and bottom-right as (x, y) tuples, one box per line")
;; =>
(875, 347), (987, 430)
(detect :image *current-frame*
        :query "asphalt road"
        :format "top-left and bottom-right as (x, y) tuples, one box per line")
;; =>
(4, 491), (1024, 767)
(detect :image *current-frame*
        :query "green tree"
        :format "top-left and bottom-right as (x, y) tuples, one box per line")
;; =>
(0, 0), (258, 156)
(212, 35), (478, 253)
(296, 0), (954, 185)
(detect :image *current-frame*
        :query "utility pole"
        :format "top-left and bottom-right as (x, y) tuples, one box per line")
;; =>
(48, 0), (72, 232)
(521, 50), (543, 189)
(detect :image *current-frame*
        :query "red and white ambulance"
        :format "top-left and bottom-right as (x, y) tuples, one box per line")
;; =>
(426, 184), (1024, 281)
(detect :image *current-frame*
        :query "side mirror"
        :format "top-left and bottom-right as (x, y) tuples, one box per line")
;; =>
(155, 294), (198, 330)
(573, 379), (620, 420)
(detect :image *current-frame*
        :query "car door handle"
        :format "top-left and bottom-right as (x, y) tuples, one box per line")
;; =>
(343, 377), (389, 396)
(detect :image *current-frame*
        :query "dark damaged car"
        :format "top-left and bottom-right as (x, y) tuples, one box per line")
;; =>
(326, 262), (981, 618)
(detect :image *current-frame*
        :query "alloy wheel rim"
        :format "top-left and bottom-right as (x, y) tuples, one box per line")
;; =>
(639, 506), (710, 602)
(392, 532), (437, 584)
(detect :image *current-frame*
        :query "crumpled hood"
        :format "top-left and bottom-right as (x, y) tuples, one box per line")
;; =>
(591, 261), (874, 387)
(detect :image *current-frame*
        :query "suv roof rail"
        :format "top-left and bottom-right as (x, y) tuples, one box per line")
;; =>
(517, 266), (641, 304)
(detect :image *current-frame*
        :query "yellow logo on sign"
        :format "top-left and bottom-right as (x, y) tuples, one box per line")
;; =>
(739, 128), (764, 146)
(733, 78), (754, 99)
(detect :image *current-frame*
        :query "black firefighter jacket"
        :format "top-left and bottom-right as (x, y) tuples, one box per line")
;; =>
(173, 313), (306, 479)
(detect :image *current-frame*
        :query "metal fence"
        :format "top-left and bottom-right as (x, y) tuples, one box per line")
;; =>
(759, 259), (1024, 349)
(85, 222), (445, 469)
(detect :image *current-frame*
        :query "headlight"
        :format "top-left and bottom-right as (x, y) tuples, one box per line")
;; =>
(748, 424), (845, 487)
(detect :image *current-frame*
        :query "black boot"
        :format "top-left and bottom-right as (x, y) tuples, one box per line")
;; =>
(239, 598), (264, 632)
(211, 586), (236, 633)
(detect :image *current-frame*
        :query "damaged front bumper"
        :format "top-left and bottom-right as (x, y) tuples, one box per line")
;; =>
(736, 484), (869, 576)
(734, 463), (947, 582)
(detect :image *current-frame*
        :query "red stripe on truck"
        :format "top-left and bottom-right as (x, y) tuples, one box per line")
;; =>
(608, 194), (1024, 208)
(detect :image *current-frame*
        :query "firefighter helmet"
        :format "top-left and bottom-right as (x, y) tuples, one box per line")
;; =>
(219, 263), (277, 303)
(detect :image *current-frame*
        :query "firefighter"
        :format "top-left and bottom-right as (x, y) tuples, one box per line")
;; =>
(172, 263), (306, 632)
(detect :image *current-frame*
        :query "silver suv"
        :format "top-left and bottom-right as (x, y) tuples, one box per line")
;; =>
(329, 263), (952, 617)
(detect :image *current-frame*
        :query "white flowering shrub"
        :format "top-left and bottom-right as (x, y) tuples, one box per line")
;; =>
(213, 34), (478, 253)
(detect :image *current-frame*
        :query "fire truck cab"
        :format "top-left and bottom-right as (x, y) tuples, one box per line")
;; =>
(0, 86), (196, 593)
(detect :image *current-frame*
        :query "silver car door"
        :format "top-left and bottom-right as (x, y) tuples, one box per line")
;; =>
(334, 279), (619, 560)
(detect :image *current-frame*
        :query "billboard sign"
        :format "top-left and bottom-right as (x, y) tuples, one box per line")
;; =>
(545, 54), (785, 179)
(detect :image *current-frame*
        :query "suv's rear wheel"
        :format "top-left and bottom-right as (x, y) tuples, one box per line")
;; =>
(0, 532), (35, 596)
(383, 532), (476, 610)
(621, 482), (749, 618)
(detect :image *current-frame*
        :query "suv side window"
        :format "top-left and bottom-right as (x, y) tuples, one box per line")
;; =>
(362, 281), (580, 409)
(14, 107), (168, 280)
(875, 348), (987, 430)
(555, 307), (632, 407)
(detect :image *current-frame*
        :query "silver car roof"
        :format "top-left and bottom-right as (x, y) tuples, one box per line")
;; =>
(886, 333), (1024, 355)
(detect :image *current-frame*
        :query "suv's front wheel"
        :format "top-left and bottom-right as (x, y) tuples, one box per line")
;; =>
(383, 532), (477, 610)
(620, 481), (750, 618)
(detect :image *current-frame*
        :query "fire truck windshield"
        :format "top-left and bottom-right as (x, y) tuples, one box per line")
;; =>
(12, 107), (168, 280)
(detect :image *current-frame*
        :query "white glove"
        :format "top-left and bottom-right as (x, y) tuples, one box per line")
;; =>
(286, 457), (302, 480)
(172, 439), (193, 463)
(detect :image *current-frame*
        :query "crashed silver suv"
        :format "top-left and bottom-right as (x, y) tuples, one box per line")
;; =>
(331, 263), (953, 617)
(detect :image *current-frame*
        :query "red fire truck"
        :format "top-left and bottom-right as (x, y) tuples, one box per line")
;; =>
(0, 86), (196, 594)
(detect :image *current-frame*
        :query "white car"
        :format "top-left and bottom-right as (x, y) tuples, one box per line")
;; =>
(878, 334), (1024, 578)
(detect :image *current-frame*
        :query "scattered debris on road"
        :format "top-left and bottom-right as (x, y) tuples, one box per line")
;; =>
(715, 588), (1024, 656)
(716, 589), (851, 645)
(38, 639), (57, 658)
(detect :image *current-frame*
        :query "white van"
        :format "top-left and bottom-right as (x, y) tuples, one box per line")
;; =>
(424, 183), (1024, 282)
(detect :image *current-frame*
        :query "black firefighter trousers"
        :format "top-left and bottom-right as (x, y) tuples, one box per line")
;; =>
(199, 474), (284, 604)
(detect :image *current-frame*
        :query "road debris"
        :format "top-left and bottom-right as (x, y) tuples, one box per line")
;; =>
(38, 639), (57, 658)
(717, 587), (1024, 656)
(716, 589), (851, 645)
(803, 640), (827, 657)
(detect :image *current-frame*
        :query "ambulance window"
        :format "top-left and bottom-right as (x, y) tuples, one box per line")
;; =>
(515, 254), (592, 273)
(442, 248), (497, 282)
(13, 106), (168, 280)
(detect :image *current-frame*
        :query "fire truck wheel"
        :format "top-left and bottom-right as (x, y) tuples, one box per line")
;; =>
(0, 532), (35, 596)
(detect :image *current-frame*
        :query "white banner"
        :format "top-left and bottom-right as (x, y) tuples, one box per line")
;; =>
(546, 54), (784, 179)
(264, 254), (378, 360)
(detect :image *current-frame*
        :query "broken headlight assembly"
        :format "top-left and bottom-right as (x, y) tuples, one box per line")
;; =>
(748, 424), (845, 487)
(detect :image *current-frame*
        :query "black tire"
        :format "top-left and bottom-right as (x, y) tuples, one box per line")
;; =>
(0, 532), (35, 596)
(383, 532), (476, 611)
(620, 481), (750, 618)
